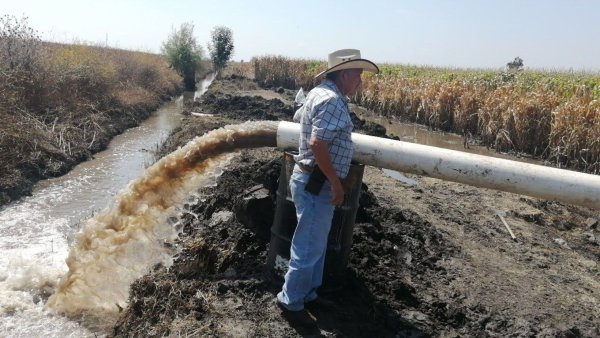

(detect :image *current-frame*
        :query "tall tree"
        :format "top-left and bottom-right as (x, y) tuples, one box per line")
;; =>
(161, 22), (203, 90)
(208, 26), (234, 71)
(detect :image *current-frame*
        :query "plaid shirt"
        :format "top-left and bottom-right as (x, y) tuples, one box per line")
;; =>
(294, 80), (354, 178)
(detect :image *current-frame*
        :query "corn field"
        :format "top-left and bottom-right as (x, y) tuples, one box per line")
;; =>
(251, 56), (600, 173)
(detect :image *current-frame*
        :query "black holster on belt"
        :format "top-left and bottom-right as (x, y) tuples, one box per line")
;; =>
(304, 165), (327, 195)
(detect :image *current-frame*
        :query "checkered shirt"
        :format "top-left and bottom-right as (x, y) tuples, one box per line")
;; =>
(294, 80), (354, 178)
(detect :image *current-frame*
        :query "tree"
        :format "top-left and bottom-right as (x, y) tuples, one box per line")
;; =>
(161, 22), (203, 90)
(208, 26), (234, 71)
(506, 57), (524, 72)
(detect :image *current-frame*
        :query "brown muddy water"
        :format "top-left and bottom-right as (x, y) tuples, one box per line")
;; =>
(0, 76), (215, 338)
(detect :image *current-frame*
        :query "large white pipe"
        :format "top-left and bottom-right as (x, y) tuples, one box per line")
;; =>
(276, 121), (600, 210)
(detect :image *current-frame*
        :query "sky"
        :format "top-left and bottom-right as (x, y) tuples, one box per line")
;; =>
(3, 0), (600, 71)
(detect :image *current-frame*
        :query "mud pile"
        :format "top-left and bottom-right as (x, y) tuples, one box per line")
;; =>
(112, 76), (600, 337)
(189, 75), (294, 121)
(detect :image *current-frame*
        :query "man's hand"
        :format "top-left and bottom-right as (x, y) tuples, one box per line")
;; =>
(330, 177), (345, 206)
(309, 137), (345, 206)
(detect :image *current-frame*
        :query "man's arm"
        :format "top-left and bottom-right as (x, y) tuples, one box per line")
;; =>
(310, 138), (344, 206)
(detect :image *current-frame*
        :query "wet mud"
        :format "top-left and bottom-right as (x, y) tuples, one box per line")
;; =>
(112, 76), (600, 337)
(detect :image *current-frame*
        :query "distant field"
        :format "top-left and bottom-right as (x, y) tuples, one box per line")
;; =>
(243, 56), (600, 173)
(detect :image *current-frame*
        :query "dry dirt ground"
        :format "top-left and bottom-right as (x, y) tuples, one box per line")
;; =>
(112, 76), (600, 337)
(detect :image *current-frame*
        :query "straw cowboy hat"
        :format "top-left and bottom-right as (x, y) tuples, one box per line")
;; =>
(315, 49), (379, 78)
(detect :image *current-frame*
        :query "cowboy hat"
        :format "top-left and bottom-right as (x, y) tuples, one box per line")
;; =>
(315, 49), (379, 78)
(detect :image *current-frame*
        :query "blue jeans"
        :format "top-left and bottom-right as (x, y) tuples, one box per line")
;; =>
(277, 168), (336, 311)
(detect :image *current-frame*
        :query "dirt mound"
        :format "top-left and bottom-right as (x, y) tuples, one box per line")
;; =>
(185, 75), (390, 139)
(112, 149), (283, 336)
(187, 75), (294, 122)
(112, 77), (600, 337)
(200, 93), (294, 121)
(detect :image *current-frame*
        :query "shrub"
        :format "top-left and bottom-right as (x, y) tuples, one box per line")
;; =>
(0, 15), (42, 111)
(161, 22), (204, 90)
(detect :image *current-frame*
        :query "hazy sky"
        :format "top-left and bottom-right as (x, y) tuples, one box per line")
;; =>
(3, 0), (600, 71)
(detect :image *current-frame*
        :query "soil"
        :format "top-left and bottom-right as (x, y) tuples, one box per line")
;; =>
(111, 76), (600, 337)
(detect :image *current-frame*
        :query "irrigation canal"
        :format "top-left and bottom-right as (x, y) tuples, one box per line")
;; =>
(0, 75), (215, 338)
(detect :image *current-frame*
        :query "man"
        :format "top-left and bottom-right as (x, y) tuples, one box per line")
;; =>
(277, 49), (379, 327)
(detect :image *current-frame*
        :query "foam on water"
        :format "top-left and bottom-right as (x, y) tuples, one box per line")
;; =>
(0, 220), (87, 336)
(1, 307), (97, 338)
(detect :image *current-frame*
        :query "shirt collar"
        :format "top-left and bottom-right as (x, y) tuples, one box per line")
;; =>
(323, 79), (348, 102)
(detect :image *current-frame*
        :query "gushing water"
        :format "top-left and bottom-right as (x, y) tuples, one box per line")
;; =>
(46, 121), (278, 324)
(0, 96), (186, 337)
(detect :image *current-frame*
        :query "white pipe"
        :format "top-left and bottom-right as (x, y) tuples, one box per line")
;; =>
(276, 121), (600, 210)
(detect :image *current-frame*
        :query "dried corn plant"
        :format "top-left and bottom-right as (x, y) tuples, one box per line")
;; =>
(221, 61), (254, 79)
(454, 82), (484, 135)
(252, 56), (323, 90)
(549, 96), (600, 172)
(241, 58), (600, 173)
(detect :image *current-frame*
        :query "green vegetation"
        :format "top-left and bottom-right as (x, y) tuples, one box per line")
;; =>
(0, 15), (182, 205)
(208, 26), (234, 72)
(251, 55), (600, 173)
(161, 22), (204, 90)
